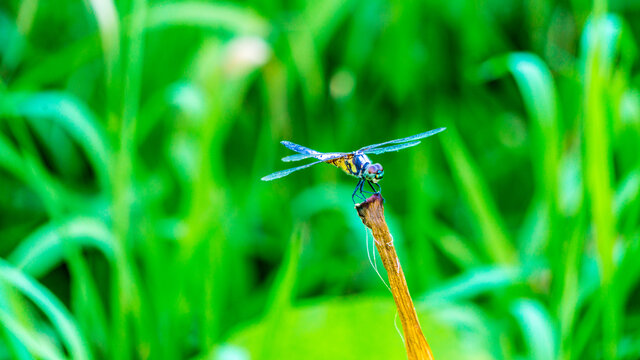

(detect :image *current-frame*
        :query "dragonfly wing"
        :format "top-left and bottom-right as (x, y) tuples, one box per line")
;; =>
(262, 153), (349, 181)
(282, 152), (347, 162)
(261, 160), (324, 181)
(363, 141), (421, 155)
(281, 141), (321, 155)
(358, 127), (446, 151)
(282, 153), (318, 162)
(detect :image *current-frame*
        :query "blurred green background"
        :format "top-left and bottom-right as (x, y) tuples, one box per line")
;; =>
(1, 0), (640, 359)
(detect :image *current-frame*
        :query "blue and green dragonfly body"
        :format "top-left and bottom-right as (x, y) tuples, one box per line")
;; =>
(262, 127), (446, 202)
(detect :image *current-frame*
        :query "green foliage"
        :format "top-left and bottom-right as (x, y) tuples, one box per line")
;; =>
(1, 0), (640, 359)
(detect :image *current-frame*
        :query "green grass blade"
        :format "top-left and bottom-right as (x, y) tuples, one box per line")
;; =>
(0, 259), (91, 360)
(8, 217), (115, 278)
(511, 299), (558, 360)
(0, 132), (26, 181)
(0, 284), (35, 360)
(505, 53), (559, 206)
(0, 309), (66, 360)
(581, 14), (622, 360)
(479, 52), (560, 258)
(82, 0), (120, 84)
(437, 114), (516, 264)
(0, 92), (111, 192)
(259, 225), (305, 359)
(422, 266), (525, 302)
(11, 35), (102, 89)
(145, 1), (270, 36)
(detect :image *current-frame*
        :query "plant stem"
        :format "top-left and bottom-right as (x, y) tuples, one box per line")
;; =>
(355, 194), (434, 360)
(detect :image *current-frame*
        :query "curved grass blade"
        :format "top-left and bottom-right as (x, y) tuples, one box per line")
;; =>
(438, 116), (515, 264)
(0, 283), (34, 360)
(11, 35), (102, 90)
(8, 217), (116, 278)
(7, 218), (113, 357)
(0, 92), (111, 192)
(146, 1), (270, 37)
(82, 0), (120, 83)
(478, 53), (559, 218)
(0, 309), (65, 360)
(511, 299), (558, 360)
(0, 259), (91, 360)
(421, 266), (525, 302)
(0, 132), (25, 181)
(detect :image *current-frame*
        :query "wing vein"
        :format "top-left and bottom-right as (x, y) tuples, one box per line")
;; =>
(358, 127), (446, 151)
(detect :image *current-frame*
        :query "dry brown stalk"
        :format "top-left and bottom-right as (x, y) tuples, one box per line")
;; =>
(355, 193), (434, 360)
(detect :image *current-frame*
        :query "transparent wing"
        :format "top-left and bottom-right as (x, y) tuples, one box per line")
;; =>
(281, 141), (321, 156)
(363, 141), (421, 155)
(282, 152), (346, 162)
(261, 160), (324, 181)
(261, 153), (347, 181)
(358, 127), (446, 151)
(282, 153), (317, 162)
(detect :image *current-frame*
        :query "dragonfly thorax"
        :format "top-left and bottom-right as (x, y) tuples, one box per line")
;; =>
(349, 153), (383, 182)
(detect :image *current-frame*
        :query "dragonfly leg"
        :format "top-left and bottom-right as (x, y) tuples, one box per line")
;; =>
(360, 179), (369, 195)
(361, 180), (381, 195)
(368, 181), (381, 194)
(352, 179), (365, 203)
(357, 179), (368, 202)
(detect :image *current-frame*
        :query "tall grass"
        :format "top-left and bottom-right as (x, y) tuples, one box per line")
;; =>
(1, 0), (640, 359)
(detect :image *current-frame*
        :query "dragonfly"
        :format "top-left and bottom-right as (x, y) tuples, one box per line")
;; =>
(261, 127), (446, 202)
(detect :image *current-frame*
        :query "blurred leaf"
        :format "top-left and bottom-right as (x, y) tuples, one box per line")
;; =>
(0, 10), (25, 72)
(146, 1), (270, 37)
(615, 169), (640, 218)
(0, 283), (34, 360)
(226, 296), (494, 360)
(580, 14), (622, 358)
(429, 224), (482, 269)
(297, 0), (356, 52)
(11, 35), (102, 89)
(579, 14), (622, 79)
(0, 309), (65, 360)
(291, 184), (406, 249)
(259, 224), (306, 359)
(0, 259), (91, 360)
(0, 92), (111, 191)
(82, 0), (120, 84)
(0, 132), (25, 181)
(8, 217), (115, 278)
(422, 266), (526, 302)
(479, 52), (560, 257)
(438, 114), (515, 264)
(511, 299), (558, 360)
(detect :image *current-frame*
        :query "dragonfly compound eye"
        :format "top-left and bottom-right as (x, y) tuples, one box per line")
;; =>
(367, 163), (383, 180)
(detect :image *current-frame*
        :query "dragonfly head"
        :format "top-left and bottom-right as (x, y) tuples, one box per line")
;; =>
(364, 163), (384, 183)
